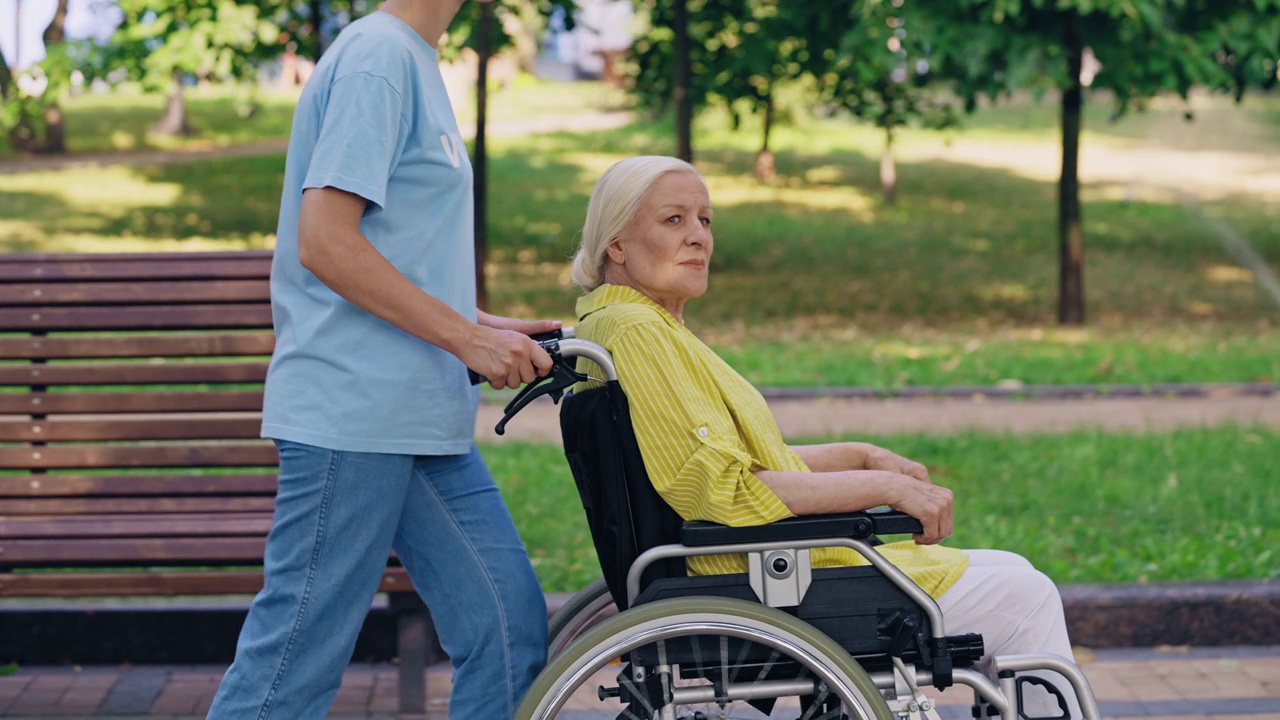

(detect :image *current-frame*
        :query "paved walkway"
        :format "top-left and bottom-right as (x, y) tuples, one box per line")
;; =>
(477, 390), (1280, 443)
(1, 646), (1278, 718)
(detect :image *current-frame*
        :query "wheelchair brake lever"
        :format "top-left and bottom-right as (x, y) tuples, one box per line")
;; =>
(494, 342), (588, 436)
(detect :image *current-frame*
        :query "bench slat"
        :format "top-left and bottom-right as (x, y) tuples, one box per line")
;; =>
(0, 256), (272, 282)
(0, 391), (265, 415)
(0, 536), (268, 564)
(0, 304), (273, 332)
(0, 334), (274, 361)
(0, 568), (411, 598)
(0, 443), (278, 470)
(0, 361), (268, 387)
(0, 513), (272, 539)
(0, 474), (277, 498)
(0, 280), (271, 306)
(0, 497), (276, 515)
(0, 416), (262, 442)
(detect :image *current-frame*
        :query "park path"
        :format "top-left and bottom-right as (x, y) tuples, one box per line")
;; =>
(0, 110), (634, 176)
(478, 389), (1280, 443)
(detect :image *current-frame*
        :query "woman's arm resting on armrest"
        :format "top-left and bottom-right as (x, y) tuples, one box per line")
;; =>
(752, 467), (954, 545)
(790, 442), (933, 484)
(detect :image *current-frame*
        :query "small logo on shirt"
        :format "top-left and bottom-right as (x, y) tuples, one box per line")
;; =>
(440, 133), (465, 168)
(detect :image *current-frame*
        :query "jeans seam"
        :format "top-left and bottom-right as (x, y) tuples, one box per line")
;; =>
(258, 447), (340, 720)
(417, 458), (518, 718)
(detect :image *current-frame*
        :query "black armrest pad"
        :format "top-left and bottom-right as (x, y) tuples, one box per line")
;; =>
(680, 508), (923, 547)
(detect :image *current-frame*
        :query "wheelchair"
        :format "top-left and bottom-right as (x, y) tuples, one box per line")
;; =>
(493, 331), (1101, 720)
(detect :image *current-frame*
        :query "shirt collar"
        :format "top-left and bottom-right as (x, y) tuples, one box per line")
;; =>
(576, 284), (683, 327)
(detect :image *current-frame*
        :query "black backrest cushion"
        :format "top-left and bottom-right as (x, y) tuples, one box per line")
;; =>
(560, 382), (685, 610)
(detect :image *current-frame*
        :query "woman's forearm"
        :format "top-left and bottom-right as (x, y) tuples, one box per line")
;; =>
(788, 442), (878, 472)
(298, 188), (475, 356)
(752, 468), (899, 516)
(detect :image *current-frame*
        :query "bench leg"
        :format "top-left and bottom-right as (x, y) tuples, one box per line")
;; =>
(390, 592), (438, 716)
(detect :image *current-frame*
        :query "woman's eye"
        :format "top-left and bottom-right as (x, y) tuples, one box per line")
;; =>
(666, 215), (681, 224)
(700, 216), (712, 227)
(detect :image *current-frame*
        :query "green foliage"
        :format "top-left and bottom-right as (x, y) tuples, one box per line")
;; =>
(923, 0), (1280, 113)
(441, 0), (578, 62)
(87, 0), (286, 93)
(808, 1), (958, 133)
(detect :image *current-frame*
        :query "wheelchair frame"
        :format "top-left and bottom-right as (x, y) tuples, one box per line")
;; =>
(509, 335), (1101, 720)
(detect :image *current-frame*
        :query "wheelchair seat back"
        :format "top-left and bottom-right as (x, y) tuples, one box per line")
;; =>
(560, 380), (685, 610)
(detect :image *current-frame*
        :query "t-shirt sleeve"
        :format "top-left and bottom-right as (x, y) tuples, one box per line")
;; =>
(609, 321), (794, 527)
(303, 71), (408, 215)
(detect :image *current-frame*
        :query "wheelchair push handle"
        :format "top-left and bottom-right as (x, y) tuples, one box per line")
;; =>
(467, 329), (570, 387)
(472, 329), (619, 436)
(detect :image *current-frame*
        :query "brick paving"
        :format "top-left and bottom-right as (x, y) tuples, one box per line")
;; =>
(0, 646), (1276, 719)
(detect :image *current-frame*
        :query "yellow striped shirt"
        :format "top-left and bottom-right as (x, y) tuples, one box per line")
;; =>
(574, 284), (969, 599)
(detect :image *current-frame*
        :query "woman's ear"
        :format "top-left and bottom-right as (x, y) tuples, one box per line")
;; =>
(605, 239), (626, 264)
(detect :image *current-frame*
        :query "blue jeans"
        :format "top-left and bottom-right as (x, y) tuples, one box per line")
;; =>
(207, 441), (547, 719)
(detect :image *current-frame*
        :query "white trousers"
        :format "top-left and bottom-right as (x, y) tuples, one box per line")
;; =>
(935, 549), (1081, 718)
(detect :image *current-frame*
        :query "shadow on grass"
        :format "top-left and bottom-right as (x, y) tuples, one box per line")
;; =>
(486, 121), (1278, 327)
(1, 117), (1274, 328)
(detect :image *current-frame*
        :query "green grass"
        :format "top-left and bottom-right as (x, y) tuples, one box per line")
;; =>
(0, 85), (301, 160)
(1, 86), (1277, 384)
(712, 327), (1280, 388)
(483, 426), (1280, 593)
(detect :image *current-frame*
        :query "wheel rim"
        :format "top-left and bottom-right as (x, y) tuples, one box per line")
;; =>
(519, 596), (891, 720)
(548, 578), (617, 658)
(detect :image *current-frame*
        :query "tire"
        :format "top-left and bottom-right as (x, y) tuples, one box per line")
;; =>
(547, 578), (617, 659)
(517, 596), (892, 720)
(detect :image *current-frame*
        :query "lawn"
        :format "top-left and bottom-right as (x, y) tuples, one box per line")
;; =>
(484, 426), (1280, 594)
(1, 83), (1277, 386)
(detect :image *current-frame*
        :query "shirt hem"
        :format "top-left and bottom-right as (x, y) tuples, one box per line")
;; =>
(262, 423), (475, 456)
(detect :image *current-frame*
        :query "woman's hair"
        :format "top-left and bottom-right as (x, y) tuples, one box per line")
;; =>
(570, 155), (703, 292)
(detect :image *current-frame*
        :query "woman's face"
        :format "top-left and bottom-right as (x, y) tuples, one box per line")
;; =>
(606, 171), (714, 319)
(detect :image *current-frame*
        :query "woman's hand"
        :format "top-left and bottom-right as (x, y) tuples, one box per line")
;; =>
(865, 446), (932, 485)
(884, 473), (954, 545)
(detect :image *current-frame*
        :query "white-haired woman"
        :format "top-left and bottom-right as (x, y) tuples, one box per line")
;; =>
(570, 155), (1081, 718)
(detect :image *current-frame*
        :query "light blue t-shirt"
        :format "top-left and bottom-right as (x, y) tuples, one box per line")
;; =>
(261, 12), (480, 455)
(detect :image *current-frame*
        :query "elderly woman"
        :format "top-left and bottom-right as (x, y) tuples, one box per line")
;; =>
(569, 155), (1080, 718)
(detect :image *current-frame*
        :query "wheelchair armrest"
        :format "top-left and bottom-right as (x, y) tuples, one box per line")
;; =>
(679, 508), (923, 547)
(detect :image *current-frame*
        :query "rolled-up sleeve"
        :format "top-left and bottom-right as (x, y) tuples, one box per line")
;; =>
(609, 321), (793, 527)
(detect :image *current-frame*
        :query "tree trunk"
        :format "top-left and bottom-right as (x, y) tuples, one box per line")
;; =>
(152, 75), (194, 136)
(473, 1), (494, 312)
(880, 123), (897, 204)
(1058, 16), (1086, 325)
(0, 41), (12, 99)
(309, 0), (326, 59)
(38, 0), (70, 153)
(672, 0), (693, 163)
(754, 93), (776, 181)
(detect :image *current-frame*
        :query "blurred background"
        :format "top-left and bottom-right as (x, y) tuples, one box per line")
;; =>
(0, 0), (1277, 594)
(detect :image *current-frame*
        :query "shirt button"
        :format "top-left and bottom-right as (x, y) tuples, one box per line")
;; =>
(697, 426), (709, 437)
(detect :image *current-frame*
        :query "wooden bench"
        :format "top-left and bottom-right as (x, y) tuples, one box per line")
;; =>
(0, 250), (436, 714)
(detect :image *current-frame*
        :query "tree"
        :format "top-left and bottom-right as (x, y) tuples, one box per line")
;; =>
(921, 0), (1280, 324)
(0, 0), (73, 154)
(807, 0), (958, 202)
(90, 0), (285, 136)
(444, 0), (576, 309)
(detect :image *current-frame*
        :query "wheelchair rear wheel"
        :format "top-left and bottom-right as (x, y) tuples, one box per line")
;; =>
(517, 596), (892, 720)
(548, 578), (617, 658)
